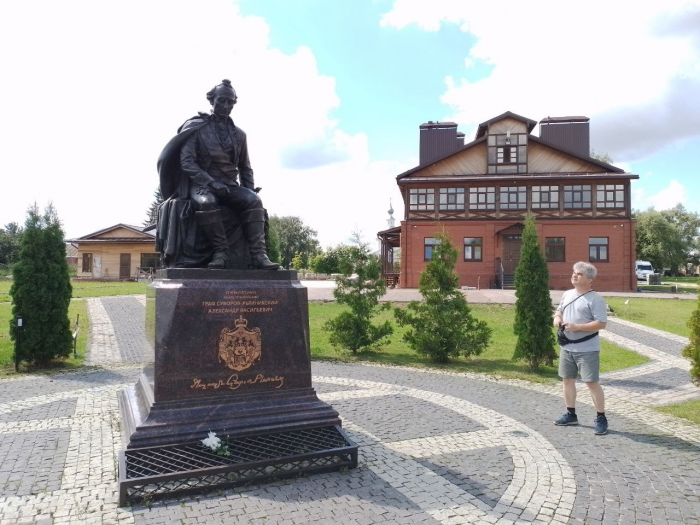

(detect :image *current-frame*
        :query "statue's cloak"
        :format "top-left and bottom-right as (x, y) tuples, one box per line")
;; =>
(154, 114), (248, 269)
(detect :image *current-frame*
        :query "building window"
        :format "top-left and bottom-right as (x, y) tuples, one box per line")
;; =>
(409, 188), (435, 211)
(545, 237), (565, 262)
(464, 238), (483, 261)
(596, 184), (625, 208)
(424, 238), (440, 261)
(563, 185), (592, 209)
(82, 253), (92, 273)
(589, 238), (609, 262)
(439, 188), (465, 210)
(500, 186), (527, 210)
(469, 187), (496, 210)
(140, 253), (162, 270)
(497, 146), (517, 164)
(532, 185), (559, 209)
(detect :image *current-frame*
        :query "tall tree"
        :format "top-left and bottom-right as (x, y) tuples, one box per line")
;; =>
(635, 208), (686, 274)
(512, 214), (557, 370)
(143, 187), (164, 227)
(268, 215), (320, 269)
(394, 231), (491, 363)
(660, 204), (700, 266)
(10, 204), (73, 366)
(325, 232), (392, 353)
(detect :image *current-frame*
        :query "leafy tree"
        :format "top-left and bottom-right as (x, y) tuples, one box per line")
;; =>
(324, 233), (392, 353)
(512, 215), (557, 370)
(0, 222), (23, 267)
(635, 208), (686, 274)
(269, 215), (320, 269)
(310, 245), (359, 275)
(684, 292), (700, 382)
(660, 204), (700, 266)
(266, 218), (281, 264)
(143, 186), (164, 227)
(589, 149), (614, 164)
(10, 204), (73, 366)
(291, 251), (304, 270)
(394, 231), (491, 363)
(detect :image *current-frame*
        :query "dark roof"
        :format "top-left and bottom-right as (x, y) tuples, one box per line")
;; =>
(69, 237), (155, 244)
(540, 116), (589, 124)
(419, 121), (458, 129)
(475, 111), (538, 139)
(67, 223), (155, 242)
(396, 136), (487, 180)
(527, 135), (624, 173)
(398, 172), (639, 185)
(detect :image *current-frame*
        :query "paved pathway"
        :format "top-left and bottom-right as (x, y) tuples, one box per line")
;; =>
(0, 292), (698, 524)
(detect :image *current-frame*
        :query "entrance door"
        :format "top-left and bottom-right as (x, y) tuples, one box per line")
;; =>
(502, 235), (522, 274)
(120, 253), (131, 280)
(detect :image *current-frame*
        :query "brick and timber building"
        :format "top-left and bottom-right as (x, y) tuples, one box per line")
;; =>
(377, 112), (638, 291)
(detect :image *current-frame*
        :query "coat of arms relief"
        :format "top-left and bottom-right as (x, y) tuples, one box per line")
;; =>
(218, 315), (262, 371)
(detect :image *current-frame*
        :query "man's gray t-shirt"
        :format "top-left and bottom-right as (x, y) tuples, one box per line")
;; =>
(556, 290), (608, 353)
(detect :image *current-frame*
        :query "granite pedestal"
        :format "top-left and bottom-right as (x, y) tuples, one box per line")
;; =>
(119, 269), (342, 449)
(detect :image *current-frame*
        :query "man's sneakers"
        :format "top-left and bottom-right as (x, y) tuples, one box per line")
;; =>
(554, 412), (579, 426)
(593, 414), (609, 435)
(555, 412), (608, 435)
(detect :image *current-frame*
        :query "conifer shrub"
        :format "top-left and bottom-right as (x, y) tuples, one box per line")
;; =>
(683, 292), (700, 382)
(394, 231), (491, 363)
(10, 204), (73, 367)
(512, 214), (557, 370)
(325, 234), (392, 353)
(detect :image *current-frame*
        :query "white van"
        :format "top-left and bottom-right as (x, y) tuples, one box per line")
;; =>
(635, 261), (654, 281)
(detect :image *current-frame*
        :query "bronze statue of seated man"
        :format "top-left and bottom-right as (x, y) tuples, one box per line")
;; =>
(157, 79), (279, 270)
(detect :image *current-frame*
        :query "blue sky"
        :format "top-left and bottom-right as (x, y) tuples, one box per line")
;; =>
(1, 0), (698, 248)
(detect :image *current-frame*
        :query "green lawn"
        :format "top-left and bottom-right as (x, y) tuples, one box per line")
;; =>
(606, 296), (697, 337)
(656, 399), (700, 425)
(0, 300), (89, 376)
(309, 302), (649, 383)
(661, 276), (700, 286)
(0, 279), (148, 303)
(637, 284), (698, 294)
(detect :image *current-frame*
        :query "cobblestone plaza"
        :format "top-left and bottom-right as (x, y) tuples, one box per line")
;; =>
(0, 291), (698, 524)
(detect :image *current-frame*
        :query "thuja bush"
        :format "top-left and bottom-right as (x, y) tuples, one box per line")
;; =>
(10, 204), (73, 366)
(394, 231), (491, 363)
(512, 214), (557, 370)
(683, 292), (700, 382)
(324, 234), (392, 353)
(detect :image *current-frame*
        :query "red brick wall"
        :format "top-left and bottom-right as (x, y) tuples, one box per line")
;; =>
(400, 219), (636, 291)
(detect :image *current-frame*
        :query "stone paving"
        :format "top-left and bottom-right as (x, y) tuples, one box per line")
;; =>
(0, 293), (698, 524)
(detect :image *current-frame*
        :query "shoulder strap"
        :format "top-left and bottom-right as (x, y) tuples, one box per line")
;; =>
(561, 290), (594, 313)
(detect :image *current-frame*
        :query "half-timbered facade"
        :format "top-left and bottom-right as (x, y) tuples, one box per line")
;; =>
(67, 224), (160, 280)
(382, 112), (638, 291)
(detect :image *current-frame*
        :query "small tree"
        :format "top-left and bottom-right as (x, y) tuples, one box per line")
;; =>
(394, 231), (491, 363)
(324, 233), (392, 353)
(10, 204), (73, 366)
(291, 251), (304, 271)
(683, 292), (700, 382)
(512, 214), (557, 370)
(143, 187), (164, 227)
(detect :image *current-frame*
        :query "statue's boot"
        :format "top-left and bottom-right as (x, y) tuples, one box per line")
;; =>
(196, 210), (229, 269)
(241, 208), (280, 270)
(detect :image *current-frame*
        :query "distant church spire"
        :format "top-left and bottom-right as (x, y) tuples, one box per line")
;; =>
(387, 199), (395, 228)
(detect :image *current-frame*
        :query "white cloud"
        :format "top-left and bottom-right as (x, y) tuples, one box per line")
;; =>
(0, 0), (402, 247)
(647, 179), (687, 210)
(381, 0), (700, 163)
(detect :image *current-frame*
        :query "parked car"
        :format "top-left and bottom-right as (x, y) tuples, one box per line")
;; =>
(635, 260), (654, 281)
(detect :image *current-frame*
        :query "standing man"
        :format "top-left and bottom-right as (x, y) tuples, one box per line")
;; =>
(553, 261), (609, 435)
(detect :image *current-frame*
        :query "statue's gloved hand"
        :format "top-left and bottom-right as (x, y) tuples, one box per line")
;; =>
(209, 181), (230, 198)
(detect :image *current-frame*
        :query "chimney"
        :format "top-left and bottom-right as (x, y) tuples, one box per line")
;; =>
(419, 121), (461, 165)
(539, 116), (590, 158)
